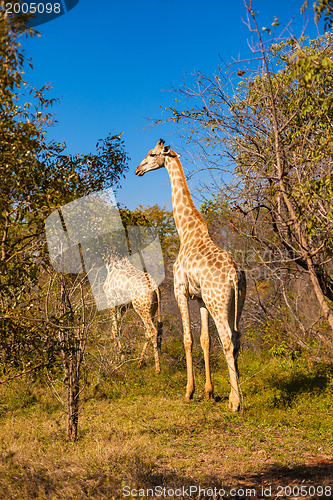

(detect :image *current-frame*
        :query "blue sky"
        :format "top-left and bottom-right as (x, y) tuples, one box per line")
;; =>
(22, 0), (320, 210)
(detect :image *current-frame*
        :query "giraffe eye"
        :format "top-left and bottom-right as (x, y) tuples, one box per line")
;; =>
(150, 153), (156, 157)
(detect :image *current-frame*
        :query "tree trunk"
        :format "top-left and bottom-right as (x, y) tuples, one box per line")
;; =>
(66, 360), (80, 442)
(307, 258), (333, 332)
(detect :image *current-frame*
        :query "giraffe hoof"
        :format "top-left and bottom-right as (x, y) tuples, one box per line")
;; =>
(228, 400), (240, 412)
(184, 394), (194, 403)
(205, 387), (214, 401)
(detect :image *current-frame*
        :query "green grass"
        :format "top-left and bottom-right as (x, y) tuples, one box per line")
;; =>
(0, 345), (333, 499)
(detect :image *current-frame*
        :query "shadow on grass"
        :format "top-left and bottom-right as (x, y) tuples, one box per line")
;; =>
(242, 460), (333, 498)
(262, 362), (333, 407)
(1, 453), (333, 499)
(138, 460), (333, 499)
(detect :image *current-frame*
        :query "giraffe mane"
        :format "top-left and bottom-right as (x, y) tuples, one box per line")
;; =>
(171, 152), (206, 226)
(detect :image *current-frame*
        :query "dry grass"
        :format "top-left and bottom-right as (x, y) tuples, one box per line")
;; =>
(1, 347), (333, 499)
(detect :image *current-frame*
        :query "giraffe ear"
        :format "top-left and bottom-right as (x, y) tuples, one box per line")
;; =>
(163, 145), (177, 157)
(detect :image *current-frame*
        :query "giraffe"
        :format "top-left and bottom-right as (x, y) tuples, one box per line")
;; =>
(103, 252), (163, 373)
(135, 139), (246, 411)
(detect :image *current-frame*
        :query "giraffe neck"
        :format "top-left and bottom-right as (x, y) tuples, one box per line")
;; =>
(165, 155), (208, 242)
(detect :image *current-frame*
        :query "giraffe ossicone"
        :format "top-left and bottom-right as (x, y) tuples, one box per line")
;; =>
(135, 139), (246, 410)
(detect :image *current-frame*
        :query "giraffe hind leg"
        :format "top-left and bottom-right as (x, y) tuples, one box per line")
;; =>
(204, 297), (240, 411)
(137, 327), (160, 373)
(138, 339), (150, 368)
(220, 320), (240, 412)
(133, 296), (161, 373)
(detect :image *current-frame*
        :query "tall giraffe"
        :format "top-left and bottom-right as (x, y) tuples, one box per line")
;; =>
(135, 139), (246, 410)
(103, 253), (163, 373)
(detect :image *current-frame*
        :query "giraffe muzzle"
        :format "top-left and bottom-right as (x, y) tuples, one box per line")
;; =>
(135, 165), (146, 176)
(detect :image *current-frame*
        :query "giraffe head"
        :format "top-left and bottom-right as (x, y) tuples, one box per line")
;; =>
(135, 139), (177, 176)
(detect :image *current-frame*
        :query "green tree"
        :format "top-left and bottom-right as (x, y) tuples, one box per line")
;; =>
(163, 4), (333, 334)
(0, 8), (129, 373)
(131, 205), (179, 281)
(0, 6), (130, 440)
(131, 205), (178, 253)
(302, 0), (333, 31)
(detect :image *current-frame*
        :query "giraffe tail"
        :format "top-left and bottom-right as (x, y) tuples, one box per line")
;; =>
(156, 287), (163, 350)
(232, 268), (239, 332)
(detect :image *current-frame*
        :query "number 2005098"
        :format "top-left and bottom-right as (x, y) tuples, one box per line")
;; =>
(5, 3), (61, 14)
(276, 485), (332, 497)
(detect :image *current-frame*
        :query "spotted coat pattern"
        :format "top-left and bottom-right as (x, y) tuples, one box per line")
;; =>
(136, 139), (246, 410)
(103, 253), (162, 373)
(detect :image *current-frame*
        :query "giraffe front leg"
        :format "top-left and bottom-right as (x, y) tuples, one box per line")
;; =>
(110, 308), (117, 340)
(199, 303), (214, 401)
(110, 307), (123, 357)
(175, 283), (194, 401)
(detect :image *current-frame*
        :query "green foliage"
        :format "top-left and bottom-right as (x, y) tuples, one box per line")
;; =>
(269, 341), (289, 358)
(302, 0), (333, 31)
(129, 205), (179, 275)
(200, 195), (231, 226)
(131, 205), (178, 253)
(0, 10), (129, 373)
(233, 34), (333, 264)
(256, 357), (333, 409)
